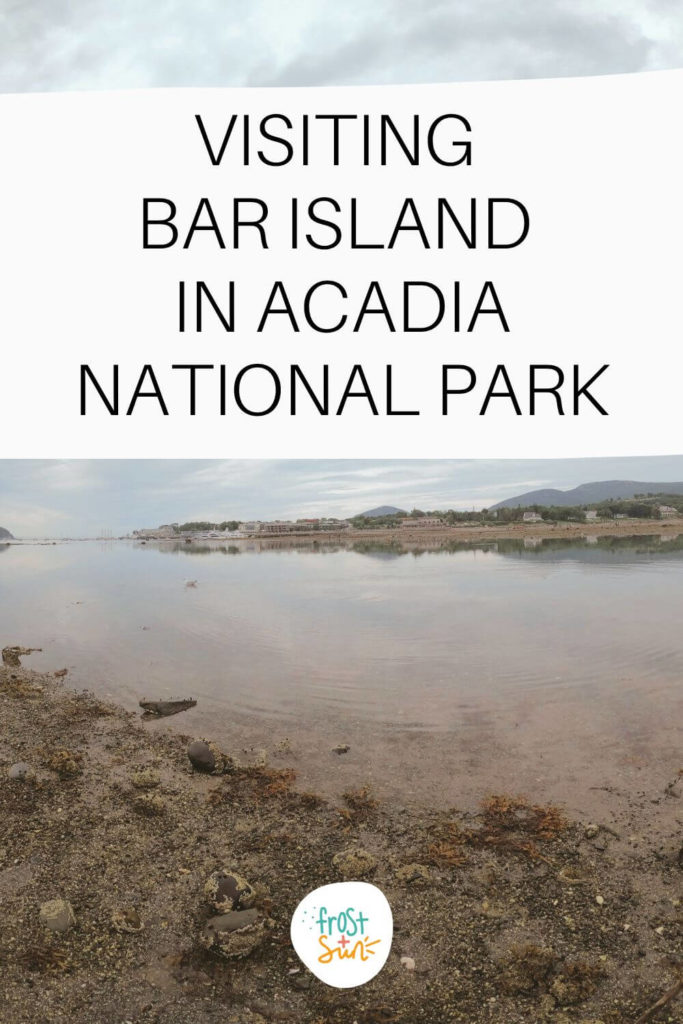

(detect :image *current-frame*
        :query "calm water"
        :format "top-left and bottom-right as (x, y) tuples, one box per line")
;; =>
(1, 534), (682, 732)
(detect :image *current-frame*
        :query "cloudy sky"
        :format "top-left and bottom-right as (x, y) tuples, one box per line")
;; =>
(2, 456), (683, 537)
(0, 1), (681, 93)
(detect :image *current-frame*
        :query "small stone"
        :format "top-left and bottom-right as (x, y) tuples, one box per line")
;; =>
(111, 906), (144, 933)
(584, 824), (600, 839)
(332, 847), (378, 879)
(130, 767), (161, 789)
(596, 895), (605, 906)
(205, 870), (256, 913)
(401, 956), (416, 971)
(200, 909), (267, 959)
(291, 972), (312, 990)
(39, 898), (76, 933)
(8, 762), (33, 781)
(187, 738), (230, 774)
(332, 744), (351, 755)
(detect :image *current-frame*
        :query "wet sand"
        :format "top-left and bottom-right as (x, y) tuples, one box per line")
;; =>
(1, 661), (681, 1024)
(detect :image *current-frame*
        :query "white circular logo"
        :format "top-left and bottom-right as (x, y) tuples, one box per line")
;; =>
(290, 881), (393, 988)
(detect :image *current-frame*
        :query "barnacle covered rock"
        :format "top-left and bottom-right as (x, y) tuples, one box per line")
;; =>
(111, 906), (144, 933)
(39, 898), (76, 933)
(332, 847), (378, 879)
(204, 870), (256, 913)
(200, 909), (267, 959)
(130, 767), (161, 789)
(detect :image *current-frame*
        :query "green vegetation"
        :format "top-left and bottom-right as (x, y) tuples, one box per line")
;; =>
(348, 492), (683, 529)
(175, 520), (240, 533)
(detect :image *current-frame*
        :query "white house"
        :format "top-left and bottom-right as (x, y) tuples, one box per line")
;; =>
(522, 511), (543, 523)
(584, 510), (598, 521)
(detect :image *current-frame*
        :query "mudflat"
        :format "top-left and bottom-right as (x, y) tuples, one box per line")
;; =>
(1, 663), (680, 1024)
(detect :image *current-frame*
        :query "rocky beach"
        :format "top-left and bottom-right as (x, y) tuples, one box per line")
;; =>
(1, 657), (681, 1024)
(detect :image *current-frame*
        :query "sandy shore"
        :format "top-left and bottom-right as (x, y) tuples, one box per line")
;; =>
(1, 662), (681, 1024)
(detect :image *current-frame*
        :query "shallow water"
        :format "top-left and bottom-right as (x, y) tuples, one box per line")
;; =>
(2, 535), (681, 809)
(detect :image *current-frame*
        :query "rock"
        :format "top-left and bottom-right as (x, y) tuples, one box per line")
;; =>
(401, 955), (416, 971)
(130, 767), (161, 789)
(596, 895), (605, 906)
(111, 906), (144, 933)
(332, 847), (378, 879)
(133, 792), (166, 816)
(8, 762), (33, 781)
(332, 744), (351, 755)
(291, 972), (312, 990)
(200, 909), (267, 959)
(204, 870), (256, 913)
(187, 738), (230, 774)
(395, 863), (431, 885)
(139, 698), (197, 717)
(39, 898), (76, 933)
(584, 824), (600, 839)
(2, 645), (41, 667)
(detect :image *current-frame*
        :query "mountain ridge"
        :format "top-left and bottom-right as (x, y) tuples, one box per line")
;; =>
(357, 505), (407, 518)
(0, 526), (14, 540)
(492, 480), (683, 510)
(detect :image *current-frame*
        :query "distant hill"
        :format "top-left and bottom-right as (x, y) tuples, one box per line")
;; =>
(492, 480), (683, 510)
(358, 505), (407, 518)
(0, 526), (14, 540)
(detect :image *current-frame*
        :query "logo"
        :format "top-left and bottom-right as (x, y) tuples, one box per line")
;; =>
(290, 882), (393, 988)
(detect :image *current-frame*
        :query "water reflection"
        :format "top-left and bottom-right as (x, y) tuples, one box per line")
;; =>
(137, 532), (683, 562)
(1, 534), (682, 735)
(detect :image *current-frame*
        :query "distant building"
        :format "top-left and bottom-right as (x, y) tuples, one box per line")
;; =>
(240, 522), (261, 534)
(400, 517), (444, 528)
(257, 521), (306, 535)
(584, 510), (599, 521)
(522, 511), (543, 523)
(658, 505), (678, 517)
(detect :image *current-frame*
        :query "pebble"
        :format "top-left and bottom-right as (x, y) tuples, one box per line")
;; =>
(401, 956), (416, 971)
(187, 738), (230, 774)
(8, 762), (33, 781)
(584, 824), (600, 839)
(332, 847), (378, 879)
(204, 870), (256, 913)
(596, 895), (605, 906)
(39, 898), (76, 933)
(200, 909), (267, 959)
(332, 744), (351, 755)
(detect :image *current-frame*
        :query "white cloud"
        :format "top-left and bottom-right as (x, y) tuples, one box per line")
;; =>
(0, 1), (681, 93)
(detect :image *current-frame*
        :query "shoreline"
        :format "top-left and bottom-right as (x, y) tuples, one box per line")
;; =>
(5, 517), (683, 547)
(1, 662), (681, 1023)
